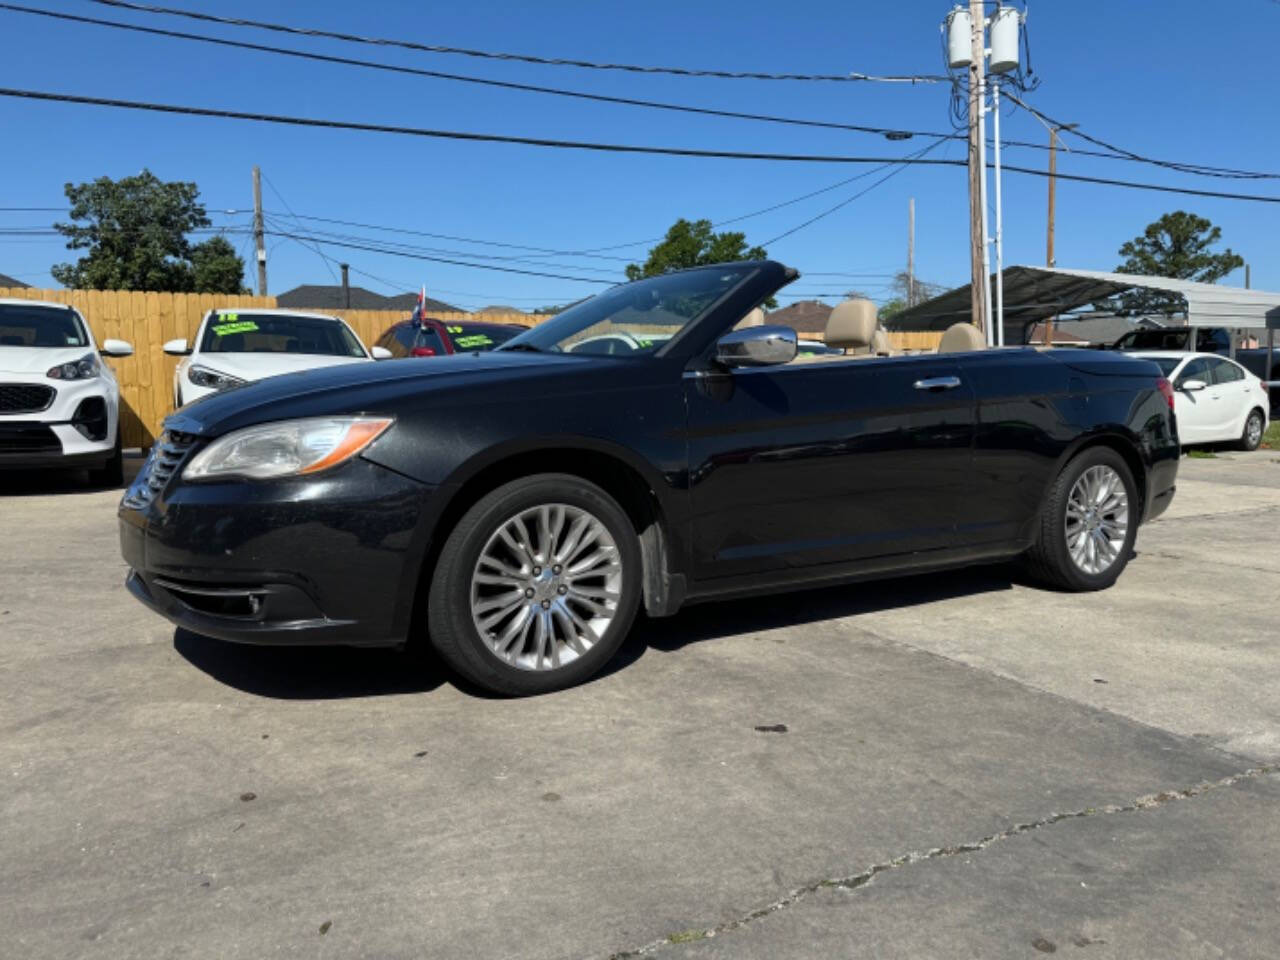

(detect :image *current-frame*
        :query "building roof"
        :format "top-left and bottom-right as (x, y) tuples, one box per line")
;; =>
(888, 266), (1280, 343)
(275, 284), (459, 313)
(0, 273), (31, 289)
(766, 299), (833, 335)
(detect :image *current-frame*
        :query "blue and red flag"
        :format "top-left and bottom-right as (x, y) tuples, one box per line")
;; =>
(410, 285), (427, 328)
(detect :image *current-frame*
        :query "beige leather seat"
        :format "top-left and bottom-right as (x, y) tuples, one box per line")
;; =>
(824, 298), (877, 353)
(937, 321), (985, 353)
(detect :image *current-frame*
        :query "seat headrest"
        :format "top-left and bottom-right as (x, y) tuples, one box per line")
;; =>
(869, 328), (892, 356)
(824, 298), (877, 350)
(938, 322), (986, 353)
(737, 307), (765, 329)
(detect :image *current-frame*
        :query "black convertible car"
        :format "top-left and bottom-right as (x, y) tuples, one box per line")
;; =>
(120, 261), (1179, 695)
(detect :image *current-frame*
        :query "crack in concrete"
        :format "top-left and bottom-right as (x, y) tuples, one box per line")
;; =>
(606, 764), (1278, 958)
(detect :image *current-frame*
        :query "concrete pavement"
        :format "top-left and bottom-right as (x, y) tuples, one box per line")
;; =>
(0, 451), (1277, 959)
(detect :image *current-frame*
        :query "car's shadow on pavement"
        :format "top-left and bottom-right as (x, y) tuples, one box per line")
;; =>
(0, 454), (143, 497)
(605, 564), (1018, 678)
(174, 565), (1017, 698)
(173, 629), (448, 699)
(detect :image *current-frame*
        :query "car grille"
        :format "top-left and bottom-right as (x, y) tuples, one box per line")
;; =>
(0, 421), (61, 453)
(121, 430), (197, 509)
(0, 383), (56, 414)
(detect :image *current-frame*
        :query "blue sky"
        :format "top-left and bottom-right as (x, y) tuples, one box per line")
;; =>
(1, 0), (1276, 311)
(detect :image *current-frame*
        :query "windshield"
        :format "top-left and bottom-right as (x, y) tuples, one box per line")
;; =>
(1115, 329), (1190, 351)
(1145, 357), (1182, 376)
(199, 313), (367, 357)
(447, 323), (522, 354)
(0, 304), (88, 348)
(500, 266), (756, 357)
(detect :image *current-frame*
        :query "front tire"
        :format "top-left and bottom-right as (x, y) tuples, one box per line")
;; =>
(1021, 447), (1138, 592)
(1238, 408), (1265, 452)
(426, 474), (642, 696)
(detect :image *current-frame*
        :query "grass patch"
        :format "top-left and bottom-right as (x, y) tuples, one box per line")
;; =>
(1186, 449), (1218, 459)
(667, 930), (709, 945)
(1263, 421), (1280, 450)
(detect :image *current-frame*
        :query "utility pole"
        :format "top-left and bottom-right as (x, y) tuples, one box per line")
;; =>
(252, 165), (267, 297)
(966, 0), (986, 336)
(1245, 263), (1251, 289)
(907, 197), (916, 308)
(1046, 129), (1058, 270)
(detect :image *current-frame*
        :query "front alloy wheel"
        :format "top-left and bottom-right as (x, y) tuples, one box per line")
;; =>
(470, 504), (622, 671)
(428, 474), (642, 696)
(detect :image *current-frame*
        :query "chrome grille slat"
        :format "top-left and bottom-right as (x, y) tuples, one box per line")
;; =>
(122, 430), (197, 509)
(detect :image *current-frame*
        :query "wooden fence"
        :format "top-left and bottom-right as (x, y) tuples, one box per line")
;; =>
(3, 287), (942, 448)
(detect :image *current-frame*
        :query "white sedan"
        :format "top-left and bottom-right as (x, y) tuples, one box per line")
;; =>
(1133, 351), (1271, 451)
(165, 309), (390, 406)
(0, 299), (133, 484)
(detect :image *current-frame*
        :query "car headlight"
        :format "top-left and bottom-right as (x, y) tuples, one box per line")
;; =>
(183, 416), (394, 481)
(187, 365), (246, 390)
(46, 352), (99, 380)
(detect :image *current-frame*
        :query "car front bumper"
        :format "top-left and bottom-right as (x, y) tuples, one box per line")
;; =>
(118, 443), (438, 647)
(0, 374), (120, 468)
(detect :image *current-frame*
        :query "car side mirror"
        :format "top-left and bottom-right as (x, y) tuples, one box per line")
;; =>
(370, 346), (393, 360)
(714, 325), (797, 368)
(1179, 378), (1207, 392)
(163, 338), (191, 356)
(100, 339), (133, 357)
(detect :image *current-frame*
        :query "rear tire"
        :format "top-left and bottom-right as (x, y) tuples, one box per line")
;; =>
(1020, 446), (1138, 592)
(426, 473), (642, 696)
(1238, 408), (1265, 452)
(88, 430), (124, 488)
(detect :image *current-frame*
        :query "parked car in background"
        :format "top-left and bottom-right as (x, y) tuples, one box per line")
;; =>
(120, 261), (1179, 697)
(165, 309), (387, 406)
(374, 318), (524, 359)
(0, 299), (133, 484)
(1132, 351), (1270, 450)
(1112, 325), (1278, 411)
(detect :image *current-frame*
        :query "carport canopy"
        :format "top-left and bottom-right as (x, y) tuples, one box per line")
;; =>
(888, 265), (1280, 343)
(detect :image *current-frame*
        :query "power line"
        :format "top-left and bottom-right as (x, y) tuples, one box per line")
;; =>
(2, 87), (1278, 205)
(88, 0), (945, 84)
(8, 4), (1272, 182)
(762, 137), (949, 246)
(0, 4), (942, 142)
(999, 87), (1278, 181)
(267, 231), (615, 283)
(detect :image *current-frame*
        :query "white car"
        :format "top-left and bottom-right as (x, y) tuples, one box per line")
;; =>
(0, 299), (133, 484)
(1133, 351), (1271, 451)
(165, 308), (390, 406)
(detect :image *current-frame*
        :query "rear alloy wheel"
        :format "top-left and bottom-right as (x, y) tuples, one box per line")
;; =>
(427, 474), (641, 695)
(1238, 408), (1265, 452)
(1021, 447), (1138, 591)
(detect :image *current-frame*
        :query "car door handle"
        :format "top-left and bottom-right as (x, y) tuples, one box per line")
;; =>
(914, 376), (962, 391)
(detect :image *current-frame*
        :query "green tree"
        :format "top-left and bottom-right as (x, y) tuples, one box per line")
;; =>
(190, 236), (249, 294)
(1112, 211), (1243, 316)
(878, 298), (907, 323)
(51, 170), (244, 293)
(626, 218), (772, 305)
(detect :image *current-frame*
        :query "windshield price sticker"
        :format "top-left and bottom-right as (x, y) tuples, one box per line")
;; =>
(447, 325), (464, 334)
(454, 334), (493, 349)
(212, 320), (259, 336)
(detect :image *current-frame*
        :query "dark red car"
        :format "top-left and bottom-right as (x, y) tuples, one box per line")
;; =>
(374, 318), (524, 358)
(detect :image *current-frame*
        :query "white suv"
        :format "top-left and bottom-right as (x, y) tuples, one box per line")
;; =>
(0, 299), (133, 484)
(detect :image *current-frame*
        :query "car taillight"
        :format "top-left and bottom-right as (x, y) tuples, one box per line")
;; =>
(411, 347), (436, 357)
(1157, 377), (1175, 411)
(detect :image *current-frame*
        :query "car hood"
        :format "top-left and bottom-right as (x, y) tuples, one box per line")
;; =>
(187, 352), (370, 381)
(166, 350), (614, 437)
(0, 345), (96, 374)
